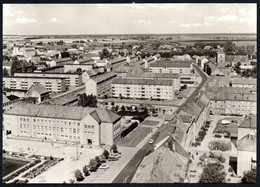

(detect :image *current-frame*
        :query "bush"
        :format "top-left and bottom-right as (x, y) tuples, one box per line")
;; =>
(103, 149), (110, 159)
(196, 136), (204, 142)
(121, 122), (138, 138)
(209, 141), (231, 152)
(217, 155), (226, 163)
(69, 178), (75, 184)
(195, 142), (201, 146)
(88, 159), (98, 172)
(95, 156), (102, 167)
(215, 134), (221, 138)
(228, 166), (234, 173)
(82, 165), (90, 176)
(110, 144), (118, 153)
(198, 131), (206, 137)
(74, 169), (84, 181)
(241, 170), (256, 183)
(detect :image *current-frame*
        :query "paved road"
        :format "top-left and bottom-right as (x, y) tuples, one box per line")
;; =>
(112, 131), (159, 183)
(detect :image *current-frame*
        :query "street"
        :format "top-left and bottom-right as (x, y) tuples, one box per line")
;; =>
(112, 132), (159, 183)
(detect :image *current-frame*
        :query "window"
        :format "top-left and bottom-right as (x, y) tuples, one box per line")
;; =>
(20, 124), (22, 128)
(73, 129), (76, 133)
(77, 123), (80, 127)
(77, 129), (80, 133)
(61, 128), (63, 132)
(33, 119), (36, 122)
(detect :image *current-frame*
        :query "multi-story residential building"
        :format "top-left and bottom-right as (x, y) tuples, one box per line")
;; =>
(111, 78), (176, 100)
(14, 72), (83, 89)
(3, 76), (66, 93)
(149, 61), (192, 74)
(231, 78), (256, 88)
(237, 114), (256, 176)
(206, 87), (256, 115)
(126, 72), (181, 90)
(3, 103), (121, 146)
(85, 72), (117, 98)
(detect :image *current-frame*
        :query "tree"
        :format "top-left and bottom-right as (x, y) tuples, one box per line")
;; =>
(74, 169), (84, 181)
(82, 165), (90, 176)
(95, 156), (102, 167)
(88, 159), (98, 172)
(3, 68), (9, 76)
(110, 144), (118, 153)
(111, 102), (115, 106)
(76, 68), (82, 74)
(69, 178), (75, 184)
(103, 149), (110, 159)
(22, 63), (27, 73)
(199, 163), (226, 183)
(121, 105), (126, 112)
(241, 170), (256, 183)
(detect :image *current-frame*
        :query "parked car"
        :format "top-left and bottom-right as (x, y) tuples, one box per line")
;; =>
(149, 139), (154, 144)
(110, 153), (121, 158)
(108, 157), (119, 161)
(99, 164), (109, 169)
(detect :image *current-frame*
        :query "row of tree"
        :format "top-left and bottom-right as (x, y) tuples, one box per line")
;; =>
(78, 94), (97, 107)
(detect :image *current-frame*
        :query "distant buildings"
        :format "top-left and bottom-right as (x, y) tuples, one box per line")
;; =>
(3, 103), (121, 146)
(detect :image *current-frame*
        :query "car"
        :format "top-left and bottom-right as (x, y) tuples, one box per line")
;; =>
(99, 164), (109, 169)
(110, 153), (121, 158)
(108, 157), (119, 161)
(149, 139), (154, 144)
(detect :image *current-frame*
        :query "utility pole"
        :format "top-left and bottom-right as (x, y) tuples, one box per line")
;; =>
(76, 142), (78, 160)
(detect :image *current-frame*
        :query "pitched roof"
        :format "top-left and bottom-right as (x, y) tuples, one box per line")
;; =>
(115, 66), (128, 73)
(3, 94), (10, 103)
(226, 55), (249, 63)
(150, 61), (191, 68)
(126, 72), (179, 79)
(4, 103), (120, 123)
(237, 134), (256, 152)
(112, 78), (173, 86)
(238, 114), (256, 129)
(27, 83), (49, 95)
(179, 115), (193, 123)
(232, 78), (256, 85)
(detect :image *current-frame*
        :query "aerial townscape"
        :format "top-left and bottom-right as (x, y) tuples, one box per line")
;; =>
(2, 3), (257, 184)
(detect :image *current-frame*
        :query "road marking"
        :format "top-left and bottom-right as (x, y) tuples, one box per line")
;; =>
(123, 176), (129, 183)
(135, 159), (142, 167)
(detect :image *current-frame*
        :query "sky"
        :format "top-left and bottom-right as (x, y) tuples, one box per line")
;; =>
(3, 3), (257, 35)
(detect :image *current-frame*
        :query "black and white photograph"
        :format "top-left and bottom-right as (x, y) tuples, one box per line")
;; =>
(2, 3), (257, 184)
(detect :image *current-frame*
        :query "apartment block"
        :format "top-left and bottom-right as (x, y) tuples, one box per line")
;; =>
(3, 76), (66, 93)
(111, 78), (175, 100)
(149, 61), (192, 74)
(14, 72), (83, 89)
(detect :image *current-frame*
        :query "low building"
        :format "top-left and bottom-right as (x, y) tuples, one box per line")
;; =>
(50, 57), (73, 67)
(63, 64), (93, 73)
(25, 83), (50, 103)
(237, 114), (256, 176)
(3, 76), (67, 93)
(111, 78), (176, 100)
(3, 103), (121, 146)
(14, 72), (83, 89)
(226, 55), (249, 67)
(149, 61), (192, 74)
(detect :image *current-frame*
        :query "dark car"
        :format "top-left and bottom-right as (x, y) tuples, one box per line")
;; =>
(108, 157), (119, 161)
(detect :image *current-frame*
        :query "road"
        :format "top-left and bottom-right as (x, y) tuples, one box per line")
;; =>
(112, 63), (208, 183)
(112, 131), (159, 183)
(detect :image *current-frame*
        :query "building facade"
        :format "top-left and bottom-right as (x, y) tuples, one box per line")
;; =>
(149, 61), (192, 74)
(111, 79), (175, 100)
(3, 76), (67, 93)
(14, 72), (83, 89)
(3, 104), (121, 146)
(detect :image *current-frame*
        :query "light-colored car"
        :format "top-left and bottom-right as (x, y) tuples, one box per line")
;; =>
(149, 139), (154, 144)
(110, 153), (121, 158)
(100, 164), (109, 169)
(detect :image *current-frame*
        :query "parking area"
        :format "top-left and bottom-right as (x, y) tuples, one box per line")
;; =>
(117, 126), (152, 147)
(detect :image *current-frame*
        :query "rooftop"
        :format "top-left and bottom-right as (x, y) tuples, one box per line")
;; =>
(4, 103), (120, 123)
(150, 61), (191, 68)
(112, 78), (173, 86)
(27, 83), (49, 95)
(238, 114), (256, 129)
(231, 78), (257, 85)
(3, 76), (66, 80)
(237, 134), (256, 152)
(126, 72), (180, 79)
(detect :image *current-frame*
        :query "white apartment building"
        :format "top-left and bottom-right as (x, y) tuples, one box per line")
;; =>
(85, 72), (117, 97)
(3, 76), (66, 93)
(111, 79), (175, 100)
(149, 61), (192, 74)
(14, 72), (83, 89)
(3, 103), (121, 146)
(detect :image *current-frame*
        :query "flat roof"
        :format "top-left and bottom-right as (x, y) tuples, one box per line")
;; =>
(150, 61), (191, 68)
